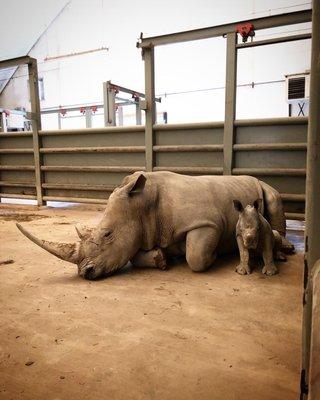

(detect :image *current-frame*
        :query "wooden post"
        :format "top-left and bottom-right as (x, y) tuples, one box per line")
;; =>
(143, 47), (156, 172)
(28, 58), (44, 206)
(223, 32), (238, 175)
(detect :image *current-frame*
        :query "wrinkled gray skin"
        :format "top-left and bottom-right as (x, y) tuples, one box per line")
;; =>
(16, 171), (294, 280)
(233, 199), (287, 276)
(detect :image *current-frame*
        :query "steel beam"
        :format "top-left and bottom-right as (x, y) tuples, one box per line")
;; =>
(237, 32), (312, 49)
(0, 56), (34, 69)
(301, 1), (320, 398)
(143, 47), (156, 172)
(223, 32), (237, 175)
(28, 59), (44, 206)
(104, 81), (116, 126)
(137, 9), (311, 48)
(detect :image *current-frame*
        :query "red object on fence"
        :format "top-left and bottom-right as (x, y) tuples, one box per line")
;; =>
(4, 110), (10, 117)
(60, 108), (67, 116)
(80, 107), (86, 114)
(91, 105), (98, 113)
(236, 23), (255, 43)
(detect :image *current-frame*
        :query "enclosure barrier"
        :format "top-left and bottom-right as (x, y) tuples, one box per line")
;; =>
(0, 116), (308, 219)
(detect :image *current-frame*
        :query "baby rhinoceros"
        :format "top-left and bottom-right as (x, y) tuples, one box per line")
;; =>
(233, 199), (287, 276)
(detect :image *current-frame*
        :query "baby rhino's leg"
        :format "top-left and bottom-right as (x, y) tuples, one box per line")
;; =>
(236, 235), (251, 275)
(261, 233), (278, 276)
(131, 248), (167, 270)
(272, 230), (287, 261)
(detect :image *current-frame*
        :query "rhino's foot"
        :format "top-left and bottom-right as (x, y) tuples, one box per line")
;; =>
(154, 248), (167, 270)
(280, 237), (295, 254)
(236, 264), (251, 275)
(262, 263), (278, 276)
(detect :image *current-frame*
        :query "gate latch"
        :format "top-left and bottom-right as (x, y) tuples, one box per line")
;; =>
(236, 23), (255, 43)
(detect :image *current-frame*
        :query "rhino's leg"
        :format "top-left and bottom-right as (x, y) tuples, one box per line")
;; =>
(261, 237), (278, 276)
(186, 227), (220, 272)
(131, 248), (167, 270)
(235, 235), (251, 275)
(260, 180), (295, 253)
(272, 230), (287, 261)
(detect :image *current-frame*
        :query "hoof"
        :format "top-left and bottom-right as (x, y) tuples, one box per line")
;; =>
(236, 264), (251, 275)
(154, 248), (167, 270)
(280, 237), (295, 254)
(262, 264), (278, 276)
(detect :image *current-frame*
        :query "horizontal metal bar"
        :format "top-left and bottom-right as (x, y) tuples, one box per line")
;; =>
(0, 148), (33, 154)
(39, 126), (145, 136)
(153, 145), (223, 152)
(236, 33), (311, 49)
(153, 166), (223, 174)
(0, 56), (35, 69)
(0, 193), (37, 200)
(41, 166), (145, 173)
(0, 165), (35, 171)
(285, 212), (305, 221)
(234, 143), (307, 151)
(42, 183), (115, 191)
(43, 196), (108, 204)
(235, 117), (308, 126)
(108, 82), (161, 102)
(0, 132), (33, 138)
(281, 193), (306, 201)
(40, 146), (145, 154)
(0, 181), (35, 188)
(137, 9), (312, 48)
(232, 167), (306, 176)
(154, 121), (224, 131)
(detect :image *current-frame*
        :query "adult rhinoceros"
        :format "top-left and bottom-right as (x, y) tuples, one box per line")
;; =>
(17, 171), (293, 280)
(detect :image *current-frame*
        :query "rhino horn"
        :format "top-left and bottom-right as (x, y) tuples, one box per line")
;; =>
(16, 223), (79, 264)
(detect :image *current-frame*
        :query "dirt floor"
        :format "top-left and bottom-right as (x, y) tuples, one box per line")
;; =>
(0, 203), (304, 400)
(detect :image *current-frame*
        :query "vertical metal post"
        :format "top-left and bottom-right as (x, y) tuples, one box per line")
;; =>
(85, 107), (92, 128)
(135, 103), (142, 125)
(28, 59), (44, 206)
(58, 112), (62, 129)
(301, 1), (320, 398)
(103, 81), (116, 126)
(118, 106), (123, 126)
(143, 46), (156, 172)
(223, 32), (238, 175)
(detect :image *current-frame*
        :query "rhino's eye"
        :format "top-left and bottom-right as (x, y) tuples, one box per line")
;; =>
(104, 230), (112, 238)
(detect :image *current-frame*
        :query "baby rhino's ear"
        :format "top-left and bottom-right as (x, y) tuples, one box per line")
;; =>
(233, 199), (244, 213)
(253, 198), (262, 211)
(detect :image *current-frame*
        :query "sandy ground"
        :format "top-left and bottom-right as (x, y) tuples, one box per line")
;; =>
(0, 203), (304, 400)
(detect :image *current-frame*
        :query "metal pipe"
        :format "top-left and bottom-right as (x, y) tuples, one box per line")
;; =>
(39, 126), (145, 136)
(154, 121), (224, 130)
(0, 165), (35, 170)
(236, 33), (311, 49)
(40, 166), (145, 173)
(234, 116), (308, 126)
(0, 193), (37, 200)
(39, 146), (145, 153)
(153, 145), (223, 152)
(285, 212), (305, 220)
(153, 166), (223, 174)
(0, 149), (34, 154)
(233, 143), (307, 151)
(42, 196), (108, 204)
(232, 167), (306, 176)
(137, 9), (311, 48)
(0, 181), (35, 187)
(42, 183), (115, 191)
(281, 193), (306, 202)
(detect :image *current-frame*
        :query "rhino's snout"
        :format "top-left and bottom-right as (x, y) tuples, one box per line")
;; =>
(79, 264), (98, 280)
(243, 232), (258, 249)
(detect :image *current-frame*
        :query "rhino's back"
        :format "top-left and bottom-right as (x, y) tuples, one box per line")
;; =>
(145, 172), (263, 250)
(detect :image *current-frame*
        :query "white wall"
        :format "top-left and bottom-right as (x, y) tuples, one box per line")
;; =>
(0, 0), (312, 125)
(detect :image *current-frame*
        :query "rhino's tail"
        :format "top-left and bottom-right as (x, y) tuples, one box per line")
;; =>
(260, 180), (295, 254)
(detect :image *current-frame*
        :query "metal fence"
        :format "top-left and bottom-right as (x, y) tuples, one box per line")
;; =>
(0, 116), (307, 219)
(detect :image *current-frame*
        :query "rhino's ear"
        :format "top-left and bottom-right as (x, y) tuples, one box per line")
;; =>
(233, 199), (243, 213)
(126, 173), (146, 196)
(253, 198), (262, 211)
(75, 224), (93, 241)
